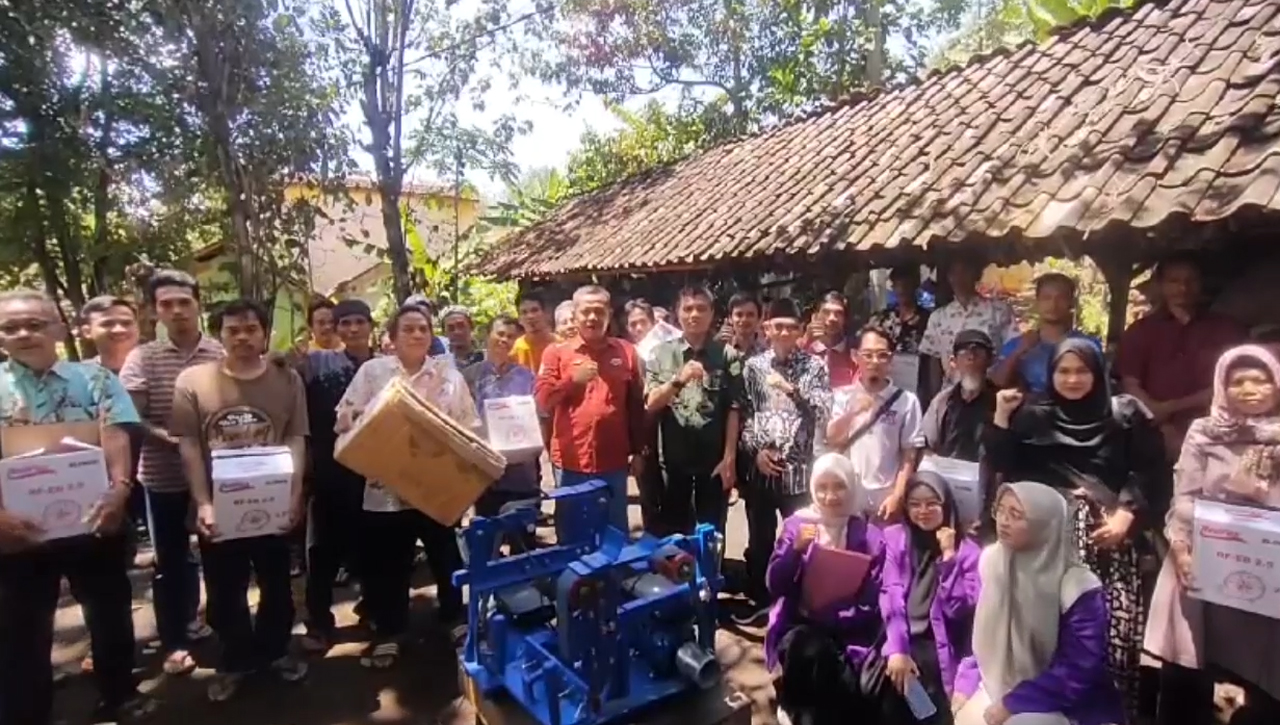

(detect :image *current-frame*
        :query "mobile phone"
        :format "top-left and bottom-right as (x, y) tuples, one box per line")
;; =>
(904, 677), (937, 720)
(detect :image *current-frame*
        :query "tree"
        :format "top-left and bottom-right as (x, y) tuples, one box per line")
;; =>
(538, 0), (969, 131)
(565, 99), (729, 193)
(153, 0), (351, 309)
(317, 0), (531, 303)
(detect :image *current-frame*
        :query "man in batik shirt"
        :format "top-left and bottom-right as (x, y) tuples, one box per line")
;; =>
(734, 297), (831, 623)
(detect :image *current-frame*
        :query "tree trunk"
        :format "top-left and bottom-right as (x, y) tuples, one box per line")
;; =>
(360, 48), (412, 302)
(90, 60), (113, 296)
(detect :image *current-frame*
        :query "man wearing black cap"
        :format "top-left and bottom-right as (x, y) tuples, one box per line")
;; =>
(920, 329), (998, 463)
(296, 298), (377, 652)
(920, 328), (999, 540)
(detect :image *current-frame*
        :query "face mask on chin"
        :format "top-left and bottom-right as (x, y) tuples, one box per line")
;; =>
(959, 373), (984, 394)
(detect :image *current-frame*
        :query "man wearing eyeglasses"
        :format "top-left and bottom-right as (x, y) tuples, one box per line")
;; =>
(826, 327), (925, 521)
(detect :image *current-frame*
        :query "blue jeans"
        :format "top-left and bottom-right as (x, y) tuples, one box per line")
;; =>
(146, 488), (200, 652)
(554, 468), (629, 532)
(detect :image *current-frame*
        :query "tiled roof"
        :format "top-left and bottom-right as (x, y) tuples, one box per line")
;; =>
(480, 0), (1280, 279)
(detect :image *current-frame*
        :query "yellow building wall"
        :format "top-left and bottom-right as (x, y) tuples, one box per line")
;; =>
(190, 182), (480, 348)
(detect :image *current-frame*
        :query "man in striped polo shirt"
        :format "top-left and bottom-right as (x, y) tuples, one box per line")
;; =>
(119, 270), (224, 676)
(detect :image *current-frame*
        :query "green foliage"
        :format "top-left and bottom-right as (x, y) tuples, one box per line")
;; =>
(315, 0), (532, 303)
(1022, 0), (1134, 38)
(565, 99), (732, 193)
(0, 0), (349, 354)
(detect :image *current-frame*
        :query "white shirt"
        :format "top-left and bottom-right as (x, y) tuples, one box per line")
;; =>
(831, 381), (924, 513)
(918, 296), (1016, 382)
(337, 353), (479, 512)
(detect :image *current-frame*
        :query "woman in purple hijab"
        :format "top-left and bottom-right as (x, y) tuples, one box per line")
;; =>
(880, 470), (981, 724)
(766, 452), (886, 725)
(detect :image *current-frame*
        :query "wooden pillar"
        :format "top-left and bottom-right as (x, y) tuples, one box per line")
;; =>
(1089, 251), (1133, 351)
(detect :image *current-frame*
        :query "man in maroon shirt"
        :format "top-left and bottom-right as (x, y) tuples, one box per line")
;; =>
(803, 290), (856, 388)
(1118, 253), (1247, 461)
(535, 285), (645, 531)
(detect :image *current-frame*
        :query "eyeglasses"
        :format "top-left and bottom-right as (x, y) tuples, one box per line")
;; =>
(0, 319), (51, 335)
(991, 504), (1026, 524)
(858, 350), (893, 363)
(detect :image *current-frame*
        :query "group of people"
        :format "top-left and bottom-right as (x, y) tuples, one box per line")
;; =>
(0, 249), (1277, 725)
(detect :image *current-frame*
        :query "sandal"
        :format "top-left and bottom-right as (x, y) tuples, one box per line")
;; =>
(207, 672), (245, 703)
(299, 629), (332, 654)
(360, 640), (400, 669)
(163, 650), (197, 676)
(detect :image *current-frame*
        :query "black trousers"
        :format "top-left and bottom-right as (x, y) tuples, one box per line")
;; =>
(305, 481), (365, 633)
(414, 510), (463, 616)
(776, 625), (888, 725)
(0, 535), (137, 724)
(659, 464), (728, 536)
(361, 508), (465, 637)
(1159, 663), (1280, 725)
(200, 535), (294, 673)
(637, 448), (664, 535)
(743, 479), (808, 603)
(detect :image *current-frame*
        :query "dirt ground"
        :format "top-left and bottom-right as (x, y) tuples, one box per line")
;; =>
(50, 480), (780, 725)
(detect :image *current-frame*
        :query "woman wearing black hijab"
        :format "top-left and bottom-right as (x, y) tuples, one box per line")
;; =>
(880, 471), (981, 725)
(985, 337), (1165, 723)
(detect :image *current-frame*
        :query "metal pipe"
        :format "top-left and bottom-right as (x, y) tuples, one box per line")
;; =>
(674, 642), (719, 690)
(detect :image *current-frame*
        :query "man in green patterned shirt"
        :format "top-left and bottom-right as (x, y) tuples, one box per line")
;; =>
(645, 286), (744, 536)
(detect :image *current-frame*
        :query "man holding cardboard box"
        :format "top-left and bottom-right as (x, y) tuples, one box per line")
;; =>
(0, 290), (154, 724)
(170, 298), (310, 703)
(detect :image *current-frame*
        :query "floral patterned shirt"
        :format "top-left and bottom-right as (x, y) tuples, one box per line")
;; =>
(919, 296), (1016, 382)
(338, 354), (478, 512)
(867, 305), (932, 354)
(644, 337), (744, 471)
(739, 349), (832, 496)
(0, 360), (139, 432)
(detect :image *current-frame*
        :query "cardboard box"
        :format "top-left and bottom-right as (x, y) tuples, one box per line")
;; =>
(1191, 499), (1280, 619)
(0, 438), (110, 541)
(482, 396), (543, 464)
(336, 378), (507, 525)
(210, 446), (295, 541)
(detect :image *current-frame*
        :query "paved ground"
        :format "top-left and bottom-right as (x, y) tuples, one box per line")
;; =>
(51, 478), (780, 725)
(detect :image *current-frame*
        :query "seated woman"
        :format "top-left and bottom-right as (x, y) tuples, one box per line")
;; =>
(1145, 345), (1280, 725)
(881, 471), (981, 725)
(953, 481), (1124, 725)
(765, 453), (887, 725)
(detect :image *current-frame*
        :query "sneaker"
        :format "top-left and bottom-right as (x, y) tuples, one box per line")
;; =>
(187, 621), (213, 641)
(731, 602), (770, 627)
(270, 654), (309, 683)
(207, 673), (245, 703)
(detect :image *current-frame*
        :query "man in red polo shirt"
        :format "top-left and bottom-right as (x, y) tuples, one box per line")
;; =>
(1118, 253), (1246, 463)
(804, 291), (857, 389)
(535, 285), (645, 531)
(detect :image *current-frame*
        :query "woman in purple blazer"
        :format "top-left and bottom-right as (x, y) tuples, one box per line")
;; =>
(881, 471), (981, 724)
(952, 481), (1124, 725)
(766, 453), (886, 725)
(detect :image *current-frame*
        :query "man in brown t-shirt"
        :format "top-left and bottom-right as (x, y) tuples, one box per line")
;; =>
(170, 298), (309, 703)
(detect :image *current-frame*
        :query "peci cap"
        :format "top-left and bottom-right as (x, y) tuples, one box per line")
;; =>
(952, 328), (995, 354)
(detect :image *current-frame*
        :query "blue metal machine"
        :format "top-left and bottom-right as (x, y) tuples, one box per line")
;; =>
(455, 480), (724, 725)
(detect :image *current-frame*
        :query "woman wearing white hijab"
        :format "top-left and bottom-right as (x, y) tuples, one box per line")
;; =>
(765, 453), (888, 725)
(952, 482), (1123, 725)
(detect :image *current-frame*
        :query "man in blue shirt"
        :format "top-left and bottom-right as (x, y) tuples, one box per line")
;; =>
(992, 273), (1102, 396)
(0, 289), (154, 723)
(462, 314), (540, 550)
